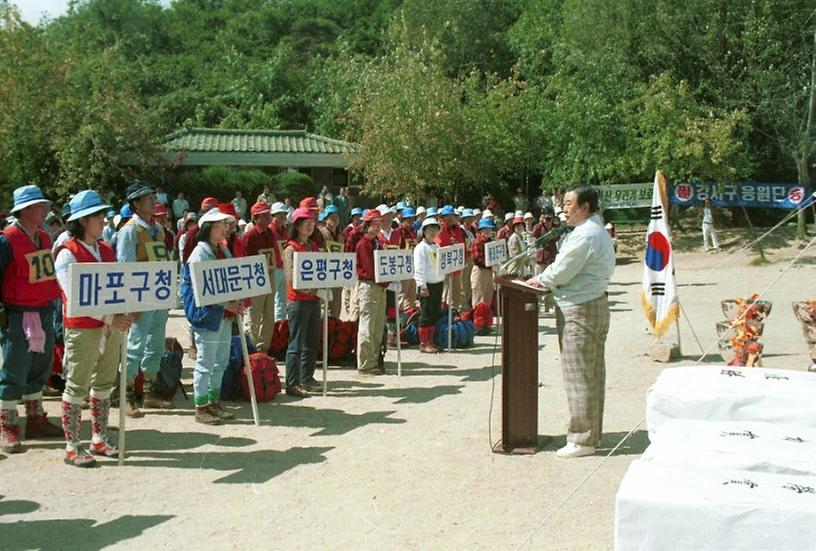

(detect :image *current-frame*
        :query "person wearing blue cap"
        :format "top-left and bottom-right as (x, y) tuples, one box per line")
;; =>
(116, 181), (173, 417)
(54, 190), (133, 466)
(397, 208), (418, 311)
(0, 185), (63, 453)
(102, 209), (117, 246)
(317, 204), (344, 317)
(436, 205), (468, 311)
(471, 217), (497, 306)
(460, 208), (478, 309)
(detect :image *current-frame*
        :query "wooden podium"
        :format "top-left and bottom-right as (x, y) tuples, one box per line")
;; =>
(493, 276), (547, 455)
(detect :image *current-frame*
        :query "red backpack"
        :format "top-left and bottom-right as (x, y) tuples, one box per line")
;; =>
(472, 302), (494, 334)
(268, 319), (290, 358)
(241, 352), (282, 402)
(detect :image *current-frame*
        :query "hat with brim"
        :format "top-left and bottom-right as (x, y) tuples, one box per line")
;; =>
(363, 209), (384, 223)
(477, 218), (496, 230)
(11, 185), (50, 213)
(270, 202), (288, 215)
(125, 182), (155, 202)
(199, 208), (235, 226)
(421, 217), (440, 230)
(401, 207), (417, 219)
(67, 190), (111, 222)
(439, 205), (457, 217)
(351, 207), (363, 217)
(292, 207), (317, 224)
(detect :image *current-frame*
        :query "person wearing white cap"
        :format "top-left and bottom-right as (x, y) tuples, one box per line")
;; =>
(180, 208), (243, 425)
(379, 206), (402, 348)
(54, 190), (133, 466)
(496, 211), (515, 241)
(268, 202), (290, 321)
(116, 182), (174, 417)
(413, 217), (444, 353)
(0, 185), (63, 453)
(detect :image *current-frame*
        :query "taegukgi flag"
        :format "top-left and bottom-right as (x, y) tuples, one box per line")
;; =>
(641, 170), (679, 336)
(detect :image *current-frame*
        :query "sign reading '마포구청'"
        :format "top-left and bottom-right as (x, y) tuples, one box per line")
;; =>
(374, 249), (414, 283)
(293, 251), (357, 290)
(66, 261), (177, 317)
(190, 254), (272, 307)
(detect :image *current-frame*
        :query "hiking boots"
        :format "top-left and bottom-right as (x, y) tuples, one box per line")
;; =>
(418, 326), (439, 354)
(142, 380), (174, 410)
(195, 406), (221, 426)
(25, 413), (64, 438)
(0, 408), (22, 453)
(64, 447), (96, 468)
(209, 402), (235, 420)
(285, 385), (310, 398)
(124, 383), (143, 418)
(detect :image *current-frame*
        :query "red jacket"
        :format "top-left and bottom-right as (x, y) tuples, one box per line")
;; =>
(435, 221), (466, 276)
(356, 233), (387, 288)
(243, 224), (276, 273)
(268, 222), (287, 269)
(62, 238), (115, 329)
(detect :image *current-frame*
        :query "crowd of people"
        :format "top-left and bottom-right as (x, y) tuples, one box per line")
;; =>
(0, 180), (611, 467)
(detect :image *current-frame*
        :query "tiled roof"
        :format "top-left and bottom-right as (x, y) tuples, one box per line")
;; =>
(160, 128), (357, 155)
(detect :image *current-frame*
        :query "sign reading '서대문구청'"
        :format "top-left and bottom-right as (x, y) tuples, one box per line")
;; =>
(293, 251), (357, 290)
(189, 254), (272, 307)
(374, 249), (414, 283)
(66, 261), (177, 317)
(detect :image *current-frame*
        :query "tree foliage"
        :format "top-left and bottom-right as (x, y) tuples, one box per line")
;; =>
(0, 0), (813, 214)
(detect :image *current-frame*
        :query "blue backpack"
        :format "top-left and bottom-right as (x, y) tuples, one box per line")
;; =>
(221, 334), (256, 401)
(433, 308), (475, 349)
(154, 338), (185, 400)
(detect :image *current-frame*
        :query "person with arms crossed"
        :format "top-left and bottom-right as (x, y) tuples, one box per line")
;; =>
(526, 186), (615, 458)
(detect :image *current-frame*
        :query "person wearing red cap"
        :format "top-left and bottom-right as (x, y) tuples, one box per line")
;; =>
(506, 216), (531, 276)
(282, 207), (321, 397)
(243, 201), (277, 351)
(153, 203), (175, 257)
(218, 203), (245, 258)
(355, 210), (388, 374)
(342, 209), (364, 321)
(299, 197), (319, 212)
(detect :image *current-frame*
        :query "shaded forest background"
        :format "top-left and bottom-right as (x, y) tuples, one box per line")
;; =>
(0, 0), (814, 213)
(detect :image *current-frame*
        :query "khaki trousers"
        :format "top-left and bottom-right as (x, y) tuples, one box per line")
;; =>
(470, 266), (494, 306)
(356, 281), (386, 371)
(63, 327), (124, 401)
(245, 290), (276, 351)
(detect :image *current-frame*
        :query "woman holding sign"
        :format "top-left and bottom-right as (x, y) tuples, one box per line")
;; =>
(180, 208), (244, 425)
(282, 207), (322, 397)
(54, 191), (133, 467)
(414, 217), (445, 354)
(356, 209), (388, 374)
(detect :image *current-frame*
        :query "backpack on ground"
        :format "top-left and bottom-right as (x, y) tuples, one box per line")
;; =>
(153, 338), (186, 400)
(241, 352), (281, 402)
(221, 334), (256, 401)
(434, 308), (476, 349)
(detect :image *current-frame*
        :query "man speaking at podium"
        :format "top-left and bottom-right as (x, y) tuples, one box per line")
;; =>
(526, 186), (615, 458)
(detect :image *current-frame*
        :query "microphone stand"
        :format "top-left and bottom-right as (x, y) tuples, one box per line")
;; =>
(495, 226), (569, 277)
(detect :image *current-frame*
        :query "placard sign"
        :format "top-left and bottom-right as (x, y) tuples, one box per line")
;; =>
(66, 261), (177, 317)
(190, 254), (272, 307)
(374, 249), (414, 283)
(436, 243), (465, 275)
(293, 252), (357, 290)
(485, 239), (508, 268)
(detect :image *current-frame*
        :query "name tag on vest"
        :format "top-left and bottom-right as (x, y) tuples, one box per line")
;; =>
(26, 249), (56, 283)
(144, 241), (170, 261)
(258, 248), (276, 269)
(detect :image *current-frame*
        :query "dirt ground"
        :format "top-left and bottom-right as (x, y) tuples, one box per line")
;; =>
(1, 226), (814, 550)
